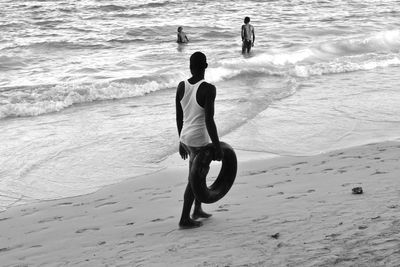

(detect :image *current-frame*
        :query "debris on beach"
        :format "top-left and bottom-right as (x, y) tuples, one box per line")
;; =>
(352, 187), (363, 194)
(271, 233), (280, 239)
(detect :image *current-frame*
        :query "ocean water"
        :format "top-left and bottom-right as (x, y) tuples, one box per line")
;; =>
(1, 0), (399, 210)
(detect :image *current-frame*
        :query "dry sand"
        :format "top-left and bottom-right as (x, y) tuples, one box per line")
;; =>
(1, 141), (400, 266)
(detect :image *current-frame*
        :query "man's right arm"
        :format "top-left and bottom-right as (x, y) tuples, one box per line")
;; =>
(203, 84), (223, 161)
(175, 81), (184, 136)
(176, 82), (188, 160)
(252, 26), (255, 45)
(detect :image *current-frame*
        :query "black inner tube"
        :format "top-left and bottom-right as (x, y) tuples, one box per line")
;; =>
(189, 142), (237, 204)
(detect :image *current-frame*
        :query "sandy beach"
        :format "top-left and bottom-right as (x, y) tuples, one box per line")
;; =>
(1, 140), (400, 266)
(1, 1), (400, 266)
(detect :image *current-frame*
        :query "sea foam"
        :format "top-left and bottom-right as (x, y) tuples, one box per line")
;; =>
(0, 77), (181, 119)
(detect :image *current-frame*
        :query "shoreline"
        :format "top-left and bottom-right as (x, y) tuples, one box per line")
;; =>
(1, 140), (400, 266)
(1, 136), (398, 212)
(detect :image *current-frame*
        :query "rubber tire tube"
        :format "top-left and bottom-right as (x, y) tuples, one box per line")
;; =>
(189, 142), (237, 204)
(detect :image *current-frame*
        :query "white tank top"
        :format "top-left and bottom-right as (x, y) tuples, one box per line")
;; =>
(180, 79), (210, 147)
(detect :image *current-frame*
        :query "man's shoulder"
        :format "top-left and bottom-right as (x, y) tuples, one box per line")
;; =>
(200, 81), (216, 90)
(177, 80), (186, 89)
(199, 81), (216, 98)
(176, 80), (186, 98)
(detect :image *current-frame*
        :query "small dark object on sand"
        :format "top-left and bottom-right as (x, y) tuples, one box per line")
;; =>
(352, 187), (363, 194)
(271, 233), (280, 239)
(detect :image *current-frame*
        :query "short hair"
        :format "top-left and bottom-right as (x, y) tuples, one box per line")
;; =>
(177, 26), (182, 32)
(244, 17), (250, 24)
(190, 52), (207, 70)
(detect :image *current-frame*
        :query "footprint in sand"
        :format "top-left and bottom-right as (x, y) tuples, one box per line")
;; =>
(330, 152), (344, 157)
(0, 244), (23, 253)
(372, 170), (387, 175)
(215, 208), (229, 212)
(271, 166), (289, 172)
(256, 184), (274, 189)
(38, 216), (63, 224)
(21, 208), (38, 216)
(286, 194), (307, 199)
(113, 207), (133, 213)
(264, 180), (292, 189)
(266, 191), (285, 197)
(214, 203), (235, 212)
(73, 202), (88, 207)
(134, 187), (154, 193)
(219, 203), (239, 208)
(95, 201), (118, 208)
(325, 233), (340, 239)
(0, 217), (10, 222)
(248, 169), (268, 176)
(146, 189), (172, 196)
(25, 227), (49, 235)
(150, 196), (171, 201)
(76, 227), (100, 234)
(53, 202), (73, 207)
(118, 240), (135, 245)
(252, 215), (269, 222)
(293, 162), (307, 166)
(150, 216), (174, 223)
(94, 195), (113, 202)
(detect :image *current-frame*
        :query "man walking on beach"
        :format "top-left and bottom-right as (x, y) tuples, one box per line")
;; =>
(241, 16), (255, 54)
(175, 51), (223, 229)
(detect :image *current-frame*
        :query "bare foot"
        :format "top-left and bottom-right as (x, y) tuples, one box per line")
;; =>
(192, 210), (212, 220)
(179, 219), (202, 229)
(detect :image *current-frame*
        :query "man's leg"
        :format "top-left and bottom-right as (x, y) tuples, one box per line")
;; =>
(192, 199), (212, 220)
(179, 153), (202, 229)
(246, 40), (251, 53)
(190, 146), (212, 220)
(242, 41), (246, 54)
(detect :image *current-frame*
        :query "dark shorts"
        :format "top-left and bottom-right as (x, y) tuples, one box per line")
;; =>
(242, 40), (252, 52)
(181, 143), (202, 165)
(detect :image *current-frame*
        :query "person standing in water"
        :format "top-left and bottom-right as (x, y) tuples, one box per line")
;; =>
(175, 52), (223, 229)
(177, 26), (189, 43)
(241, 16), (255, 53)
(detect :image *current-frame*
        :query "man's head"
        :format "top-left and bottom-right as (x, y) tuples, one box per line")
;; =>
(177, 26), (183, 32)
(244, 17), (250, 24)
(190, 52), (208, 74)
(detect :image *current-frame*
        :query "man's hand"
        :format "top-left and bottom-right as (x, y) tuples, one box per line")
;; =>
(179, 142), (188, 160)
(214, 145), (224, 161)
